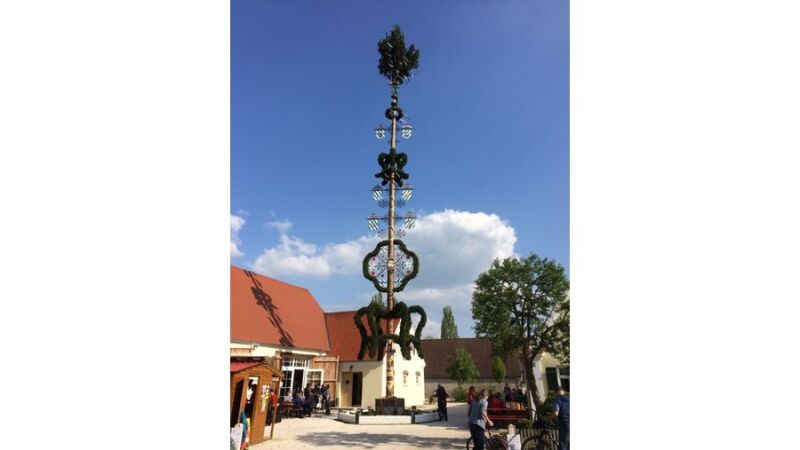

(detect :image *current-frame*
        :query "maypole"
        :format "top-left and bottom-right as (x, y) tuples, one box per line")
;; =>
(356, 25), (426, 414)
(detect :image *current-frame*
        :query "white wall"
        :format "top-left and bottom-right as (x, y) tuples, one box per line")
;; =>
(338, 360), (385, 408)
(337, 342), (426, 408)
(229, 341), (326, 358)
(392, 341), (427, 407)
(534, 352), (564, 393)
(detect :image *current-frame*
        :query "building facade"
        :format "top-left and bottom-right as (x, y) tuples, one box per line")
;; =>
(230, 266), (339, 399)
(421, 337), (569, 400)
(325, 311), (426, 408)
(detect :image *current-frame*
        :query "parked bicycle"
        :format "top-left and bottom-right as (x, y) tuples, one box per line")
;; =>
(520, 412), (559, 450)
(466, 428), (508, 450)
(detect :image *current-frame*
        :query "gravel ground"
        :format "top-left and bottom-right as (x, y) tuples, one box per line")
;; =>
(252, 402), (471, 450)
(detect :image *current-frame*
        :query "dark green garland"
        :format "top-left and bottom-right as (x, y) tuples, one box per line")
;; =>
(374, 149), (409, 187)
(362, 239), (419, 293)
(354, 300), (427, 361)
(375, 94), (409, 187)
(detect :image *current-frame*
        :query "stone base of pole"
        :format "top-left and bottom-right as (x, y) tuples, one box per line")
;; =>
(375, 397), (405, 415)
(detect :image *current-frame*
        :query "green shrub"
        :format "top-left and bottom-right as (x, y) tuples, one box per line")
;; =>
(491, 356), (506, 384)
(482, 385), (499, 397)
(538, 392), (556, 415)
(452, 385), (467, 402)
(513, 419), (533, 430)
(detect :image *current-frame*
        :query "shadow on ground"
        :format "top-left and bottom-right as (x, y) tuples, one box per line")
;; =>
(302, 431), (466, 449)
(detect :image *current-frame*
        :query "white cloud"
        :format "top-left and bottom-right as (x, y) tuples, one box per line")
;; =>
(252, 225), (373, 278)
(251, 209), (517, 336)
(417, 318), (441, 340)
(266, 219), (293, 234)
(230, 214), (245, 257)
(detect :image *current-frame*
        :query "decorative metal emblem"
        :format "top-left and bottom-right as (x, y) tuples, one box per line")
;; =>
(367, 214), (379, 231)
(378, 199), (406, 209)
(404, 212), (416, 229)
(362, 239), (419, 293)
(374, 124), (386, 140)
(378, 229), (406, 239)
(401, 124), (413, 139)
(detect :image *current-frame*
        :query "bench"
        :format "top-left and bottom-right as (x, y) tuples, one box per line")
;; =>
(487, 407), (531, 427)
(279, 401), (304, 418)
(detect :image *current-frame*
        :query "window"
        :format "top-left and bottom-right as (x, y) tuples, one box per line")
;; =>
(307, 369), (323, 388)
(280, 370), (293, 397)
(545, 367), (558, 392)
(402, 370), (409, 385)
(545, 366), (570, 392)
(282, 357), (310, 368)
(415, 371), (420, 385)
(558, 366), (570, 392)
(280, 358), (312, 396)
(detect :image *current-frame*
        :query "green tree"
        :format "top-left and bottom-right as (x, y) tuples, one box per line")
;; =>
(472, 254), (570, 410)
(369, 293), (386, 312)
(491, 356), (506, 384)
(377, 25), (420, 85)
(445, 348), (480, 386)
(440, 306), (459, 339)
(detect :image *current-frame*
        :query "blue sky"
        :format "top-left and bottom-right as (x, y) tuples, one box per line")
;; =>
(231, 0), (569, 337)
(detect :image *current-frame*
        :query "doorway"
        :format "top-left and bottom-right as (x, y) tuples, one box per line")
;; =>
(351, 372), (363, 406)
(230, 379), (244, 427)
(293, 369), (305, 393)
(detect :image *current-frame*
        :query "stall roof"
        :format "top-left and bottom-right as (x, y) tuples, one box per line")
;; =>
(230, 361), (262, 373)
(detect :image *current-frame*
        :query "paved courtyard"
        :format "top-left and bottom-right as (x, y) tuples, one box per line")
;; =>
(252, 402), (471, 450)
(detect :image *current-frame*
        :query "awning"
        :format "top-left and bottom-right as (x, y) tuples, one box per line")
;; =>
(230, 361), (262, 373)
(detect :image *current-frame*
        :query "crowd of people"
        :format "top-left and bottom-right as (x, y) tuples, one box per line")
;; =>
(466, 383), (527, 415)
(463, 383), (569, 450)
(283, 383), (331, 418)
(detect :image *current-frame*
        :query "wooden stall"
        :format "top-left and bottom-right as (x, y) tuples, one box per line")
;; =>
(230, 358), (283, 447)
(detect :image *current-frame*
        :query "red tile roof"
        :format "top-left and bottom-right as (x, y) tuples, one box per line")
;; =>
(230, 266), (330, 353)
(230, 361), (262, 373)
(420, 338), (522, 379)
(325, 311), (390, 362)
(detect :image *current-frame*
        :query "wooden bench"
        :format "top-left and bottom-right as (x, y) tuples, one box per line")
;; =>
(279, 401), (304, 418)
(487, 407), (531, 427)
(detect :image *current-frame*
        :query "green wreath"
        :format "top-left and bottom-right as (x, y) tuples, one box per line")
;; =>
(354, 301), (426, 361)
(362, 239), (419, 293)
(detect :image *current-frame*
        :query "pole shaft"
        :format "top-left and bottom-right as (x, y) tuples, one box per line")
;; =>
(385, 89), (398, 399)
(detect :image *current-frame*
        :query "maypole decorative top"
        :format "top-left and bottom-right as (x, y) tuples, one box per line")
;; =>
(357, 25), (426, 365)
(377, 25), (420, 86)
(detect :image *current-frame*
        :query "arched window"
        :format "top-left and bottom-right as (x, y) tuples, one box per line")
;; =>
(402, 370), (409, 385)
(415, 371), (421, 385)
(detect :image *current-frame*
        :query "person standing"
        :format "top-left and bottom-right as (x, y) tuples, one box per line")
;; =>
(322, 384), (331, 415)
(266, 390), (276, 425)
(435, 384), (450, 421)
(553, 386), (570, 450)
(468, 389), (494, 450)
(467, 385), (476, 416)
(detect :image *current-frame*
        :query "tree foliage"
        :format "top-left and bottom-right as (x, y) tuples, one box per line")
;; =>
(472, 254), (570, 407)
(445, 348), (480, 386)
(369, 293), (386, 313)
(491, 356), (506, 384)
(377, 25), (420, 85)
(441, 306), (459, 339)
